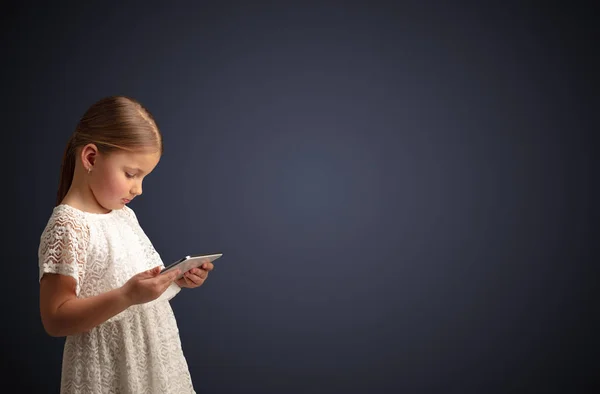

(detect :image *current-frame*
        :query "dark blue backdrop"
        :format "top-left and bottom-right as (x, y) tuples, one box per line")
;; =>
(3, 1), (595, 393)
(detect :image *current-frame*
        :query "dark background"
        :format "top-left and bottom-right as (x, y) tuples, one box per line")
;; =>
(2, 1), (596, 393)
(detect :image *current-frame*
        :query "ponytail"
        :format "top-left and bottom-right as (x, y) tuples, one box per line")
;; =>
(55, 136), (76, 206)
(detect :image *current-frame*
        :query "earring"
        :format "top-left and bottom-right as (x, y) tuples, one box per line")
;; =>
(87, 167), (92, 174)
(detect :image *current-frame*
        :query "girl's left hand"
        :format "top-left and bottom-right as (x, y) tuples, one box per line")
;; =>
(176, 262), (214, 289)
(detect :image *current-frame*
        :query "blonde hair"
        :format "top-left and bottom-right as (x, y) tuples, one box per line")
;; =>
(56, 95), (163, 206)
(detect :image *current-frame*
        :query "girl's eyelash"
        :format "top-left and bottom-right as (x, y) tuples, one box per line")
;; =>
(125, 172), (135, 178)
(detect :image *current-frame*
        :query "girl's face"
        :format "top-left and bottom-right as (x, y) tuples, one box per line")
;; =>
(89, 149), (161, 211)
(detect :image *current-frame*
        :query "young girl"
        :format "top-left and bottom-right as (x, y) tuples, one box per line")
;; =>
(38, 95), (214, 393)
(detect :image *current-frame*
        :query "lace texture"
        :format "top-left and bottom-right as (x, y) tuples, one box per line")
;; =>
(38, 204), (194, 394)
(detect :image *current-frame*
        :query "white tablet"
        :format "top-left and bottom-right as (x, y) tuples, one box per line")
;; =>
(161, 253), (222, 280)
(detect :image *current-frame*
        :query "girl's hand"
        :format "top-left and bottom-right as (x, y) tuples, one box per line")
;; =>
(176, 262), (214, 289)
(122, 266), (180, 305)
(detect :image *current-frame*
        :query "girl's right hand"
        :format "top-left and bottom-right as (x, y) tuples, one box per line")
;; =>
(121, 266), (180, 305)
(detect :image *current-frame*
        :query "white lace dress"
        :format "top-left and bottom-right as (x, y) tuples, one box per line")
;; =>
(38, 204), (196, 394)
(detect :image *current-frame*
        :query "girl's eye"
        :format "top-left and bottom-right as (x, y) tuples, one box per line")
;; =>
(125, 172), (135, 178)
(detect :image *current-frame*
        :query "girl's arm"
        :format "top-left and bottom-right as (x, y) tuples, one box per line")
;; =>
(39, 267), (178, 337)
(39, 274), (132, 337)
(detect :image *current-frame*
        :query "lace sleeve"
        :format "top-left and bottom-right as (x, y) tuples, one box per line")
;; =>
(38, 210), (90, 296)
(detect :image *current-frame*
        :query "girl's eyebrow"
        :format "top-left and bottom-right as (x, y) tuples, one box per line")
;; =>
(125, 166), (146, 174)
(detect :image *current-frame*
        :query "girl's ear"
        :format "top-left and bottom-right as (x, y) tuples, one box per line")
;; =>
(80, 143), (99, 170)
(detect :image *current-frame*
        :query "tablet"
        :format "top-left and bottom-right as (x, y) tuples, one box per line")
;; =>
(161, 253), (222, 280)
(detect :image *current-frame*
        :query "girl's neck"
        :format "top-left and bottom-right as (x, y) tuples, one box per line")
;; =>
(61, 187), (111, 214)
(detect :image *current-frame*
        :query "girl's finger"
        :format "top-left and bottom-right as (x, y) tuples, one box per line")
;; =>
(192, 268), (208, 278)
(185, 272), (202, 285)
(183, 274), (195, 287)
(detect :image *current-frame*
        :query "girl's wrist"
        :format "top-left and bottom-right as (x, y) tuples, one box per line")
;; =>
(116, 285), (134, 307)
